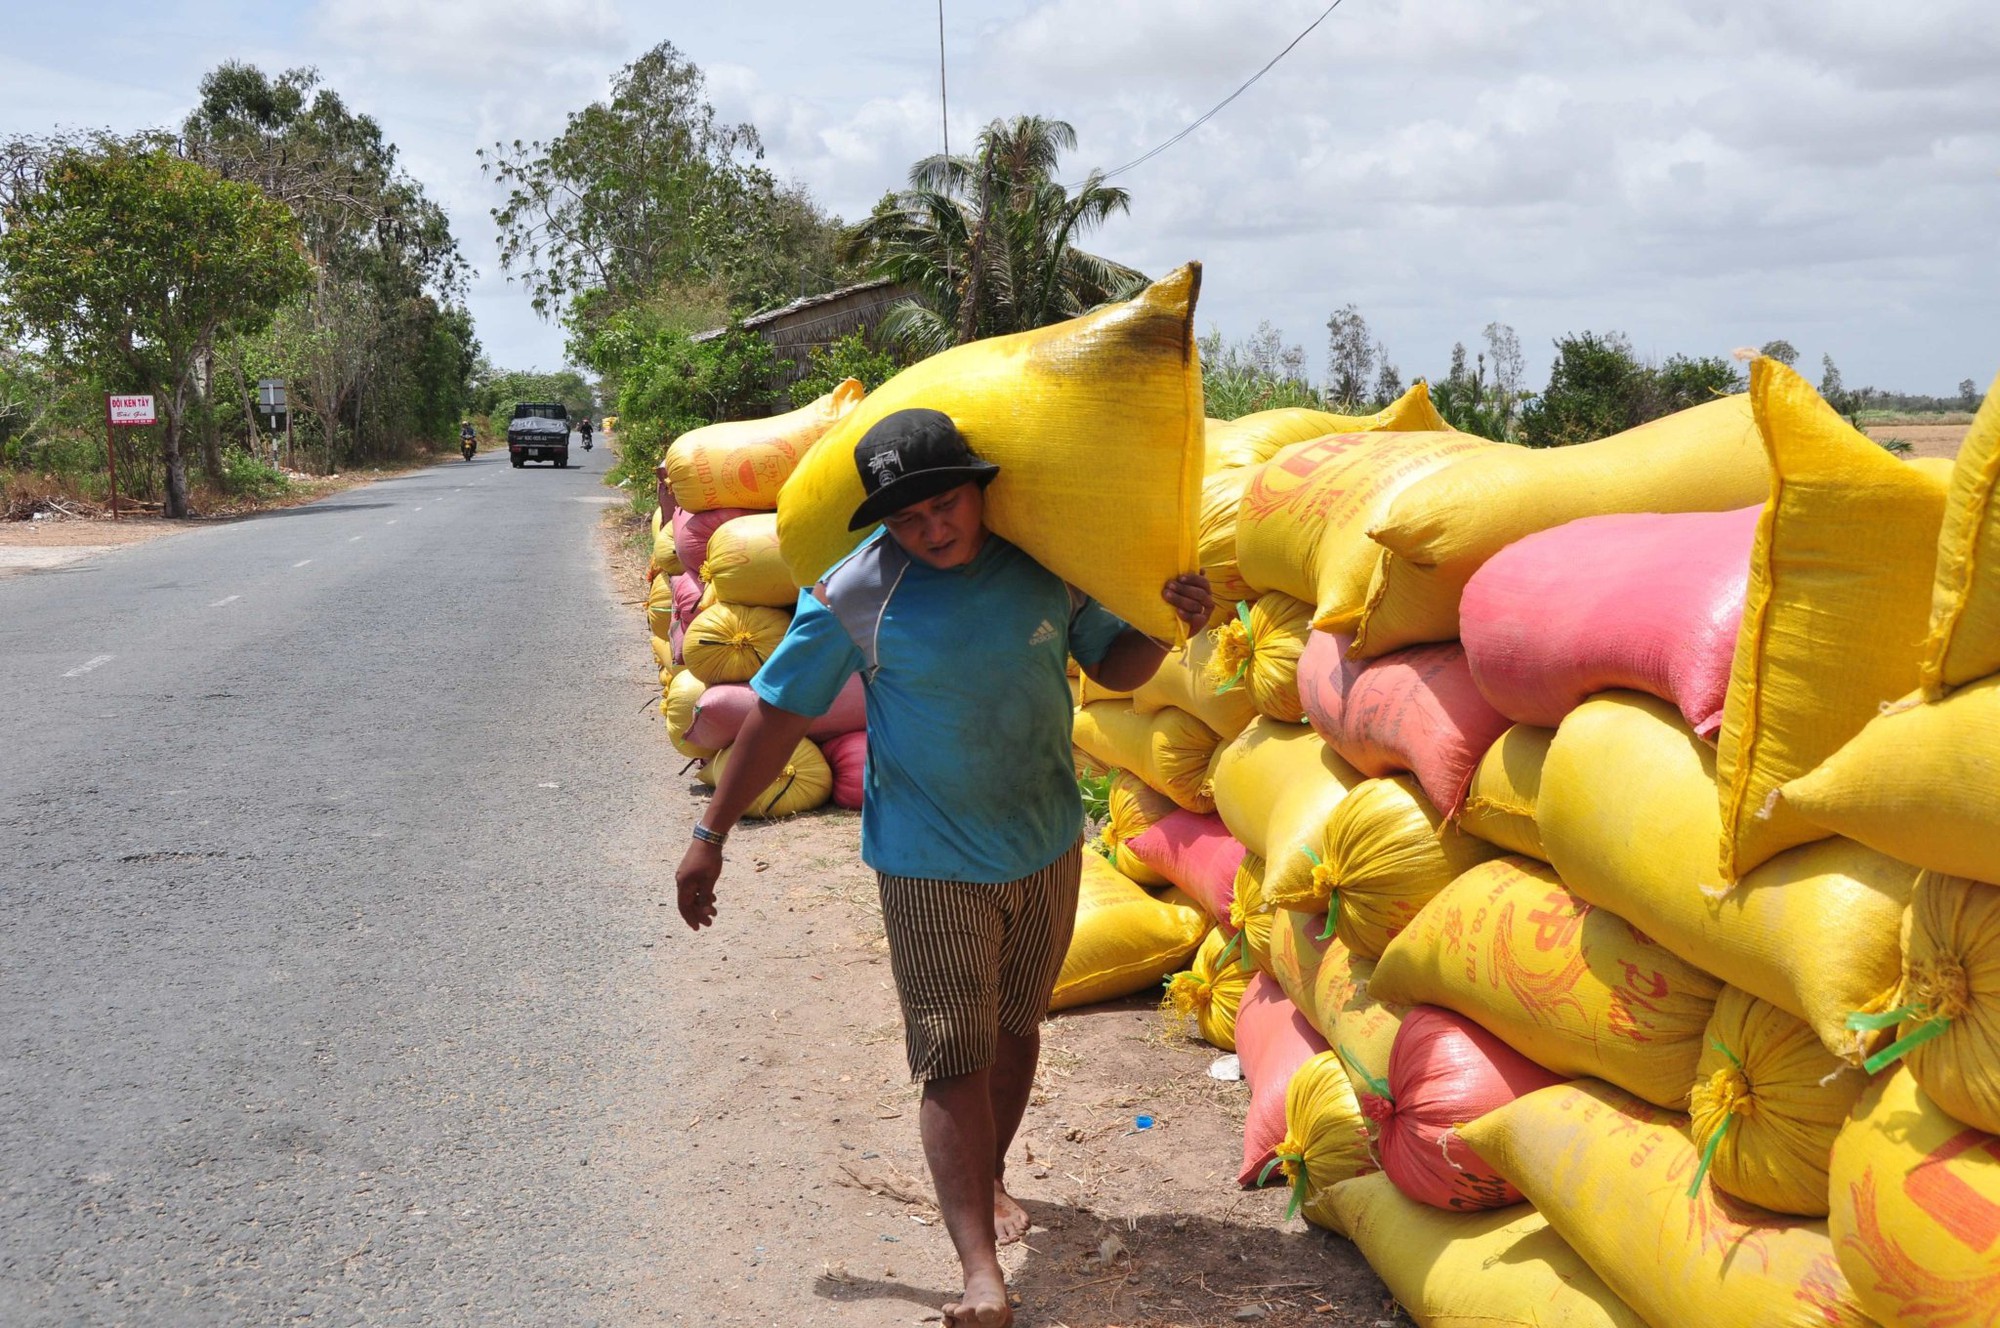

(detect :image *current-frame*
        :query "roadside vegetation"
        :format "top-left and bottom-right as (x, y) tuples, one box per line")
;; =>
(0, 64), (478, 519)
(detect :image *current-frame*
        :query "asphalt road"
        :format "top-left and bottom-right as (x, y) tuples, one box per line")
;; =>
(0, 442), (701, 1325)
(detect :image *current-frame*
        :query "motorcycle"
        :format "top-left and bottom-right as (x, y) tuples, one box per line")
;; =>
(460, 434), (477, 461)
(580, 425), (594, 452)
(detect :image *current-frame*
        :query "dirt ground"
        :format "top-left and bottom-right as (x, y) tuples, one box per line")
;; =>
(601, 510), (1396, 1328)
(1865, 420), (1969, 461)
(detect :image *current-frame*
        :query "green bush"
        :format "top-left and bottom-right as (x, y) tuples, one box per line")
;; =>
(219, 447), (290, 498)
(789, 331), (901, 408)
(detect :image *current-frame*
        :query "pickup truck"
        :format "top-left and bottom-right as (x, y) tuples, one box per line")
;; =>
(508, 402), (571, 468)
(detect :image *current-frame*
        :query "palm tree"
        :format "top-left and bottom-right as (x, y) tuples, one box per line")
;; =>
(845, 116), (1146, 359)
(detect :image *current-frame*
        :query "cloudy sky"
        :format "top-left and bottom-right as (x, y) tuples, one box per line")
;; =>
(6, 1), (1996, 394)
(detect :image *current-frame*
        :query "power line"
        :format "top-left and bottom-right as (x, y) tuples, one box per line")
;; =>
(937, 0), (951, 164)
(1092, 0), (1350, 185)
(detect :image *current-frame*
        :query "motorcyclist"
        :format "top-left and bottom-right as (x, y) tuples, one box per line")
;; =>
(459, 422), (476, 459)
(579, 417), (594, 450)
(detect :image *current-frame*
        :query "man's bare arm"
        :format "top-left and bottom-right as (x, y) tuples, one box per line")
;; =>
(674, 698), (816, 930)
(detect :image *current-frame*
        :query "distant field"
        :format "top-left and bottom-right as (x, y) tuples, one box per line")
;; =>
(1864, 420), (1971, 461)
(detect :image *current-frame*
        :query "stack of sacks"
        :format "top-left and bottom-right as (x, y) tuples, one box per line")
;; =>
(656, 382), (867, 817)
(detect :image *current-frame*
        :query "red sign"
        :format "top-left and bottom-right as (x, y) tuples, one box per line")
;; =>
(108, 395), (156, 426)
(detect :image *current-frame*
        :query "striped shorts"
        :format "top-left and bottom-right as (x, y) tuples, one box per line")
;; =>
(876, 839), (1084, 1082)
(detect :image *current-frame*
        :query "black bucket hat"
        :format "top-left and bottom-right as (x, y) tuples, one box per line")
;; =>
(847, 409), (1000, 531)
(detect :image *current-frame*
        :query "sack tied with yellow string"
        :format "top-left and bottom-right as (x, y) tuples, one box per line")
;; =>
(1102, 768), (1180, 886)
(1127, 629), (1258, 740)
(681, 601), (791, 686)
(1325, 1173), (1649, 1328)
(1268, 774), (1502, 960)
(1049, 853), (1206, 1011)
(1849, 872), (2000, 1138)
(1538, 690), (1920, 1063)
(648, 505), (681, 580)
(1262, 1049), (1375, 1229)
(1205, 593), (1314, 723)
(1921, 366), (2000, 694)
(646, 567), (679, 643)
(1235, 427), (1494, 633)
(1460, 1079), (1874, 1328)
(1161, 926), (1256, 1051)
(1231, 853), (1277, 978)
(665, 379), (864, 513)
(1355, 393), (1764, 656)
(1780, 672), (2000, 885)
(697, 512), (798, 608)
(1827, 1066), (2000, 1328)
(1207, 716), (1364, 863)
(1235, 972), (1332, 1186)
(1717, 357), (1950, 882)
(1457, 722), (1554, 861)
(697, 737), (832, 818)
(1371, 856), (1722, 1109)
(778, 267), (1204, 640)
(1687, 985), (1868, 1218)
(1071, 701), (1220, 813)
(662, 667), (716, 759)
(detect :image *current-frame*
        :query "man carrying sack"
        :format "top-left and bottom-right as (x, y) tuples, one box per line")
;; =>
(676, 408), (1211, 1328)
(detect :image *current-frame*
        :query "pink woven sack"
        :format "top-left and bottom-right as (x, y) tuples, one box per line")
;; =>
(1124, 811), (1244, 927)
(1297, 631), (1510, 813)
(684, 674), (867, 750)
(1460, 506), (1759, 739)
(1236, 973), (1331, 1187)
(1371, 1005), (1565, 1211)
(822, 730), (866, 809)
(673, 505), (759, 576)
(669, 572), (703, 665)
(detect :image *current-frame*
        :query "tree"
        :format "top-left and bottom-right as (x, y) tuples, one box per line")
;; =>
(1324, 305), (1374, 408)
(1198, 322), (1319, 418)
(1516, 331), (1650, 448)
(0, 140), (309, 515)
(1820, 354), (1844, 399)
(1961, 378), (1981, 410)
(1651, 353), (1743, 413)
(1483, 322), (1525, 402)
(1446, 341), (1469, 388)
(1760, 339), (1799, 368)
(844, 115), (1145, 359)
(1372, 345), (1403, 407)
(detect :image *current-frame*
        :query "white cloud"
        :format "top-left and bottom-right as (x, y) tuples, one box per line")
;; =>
(310, 0), (626, 80)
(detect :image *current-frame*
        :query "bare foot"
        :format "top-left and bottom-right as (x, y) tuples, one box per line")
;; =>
(943, 1266), (1013, 1327)
(993, 1182), (1031, 1246)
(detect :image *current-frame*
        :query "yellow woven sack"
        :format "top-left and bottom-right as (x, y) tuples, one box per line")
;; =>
(1326, 1174), (1648, 1327)
(1923, 368), (2000, 694)
(1372, 856), (1722, 1108)
(1460, 1080), (1873, 1328)
(662, 667), (716, 759)
(681, 602), (791, 686)
(1539, 691), (1919, 1063)
(1205, 592), (1313, 723)
(697, 512), (798, 608)
(1356, 393), (1764, 656)
(1268, 905), (1335, 1021)
(1230, 853), (1278, 978)
(650, 634), (676, 673)
(1103, 769), (1179, 886)
(778, 267), (1203, 640)
(648, 505), (681, 579)
(1717, 358), (1950, 882)
(1235, 429), (1494, 632)
(667, 379), (863, 512)
(1196, 468), (1257, 604)
(1269, 774), (1501, 959)
(1828, 1067), (2000, 1327)
(1071, 701), (1221, 813)
(1688, 986), (1868, 1218)
(1128, 630), (1258, 741)
(1208, 717), (1364, 860)
(1161, 926), (1255, 1051)
(699, 737), (832, 818)
(1330, 953), (1406, 1120)
(646, 568), (678, 643)
(1458, 723), (1554, 861)
(1854, 872), (2000, 1138)
(1267, 1050), (1376, 1229)
(1781, 675), (2000, 884)
(1051, 853), (1207, 1010)
(1204, 389), (1449, 476)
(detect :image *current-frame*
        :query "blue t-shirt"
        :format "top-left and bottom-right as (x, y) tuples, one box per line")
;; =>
(751, 533), (1128, 882)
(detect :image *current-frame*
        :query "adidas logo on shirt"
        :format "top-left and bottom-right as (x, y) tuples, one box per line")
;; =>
(1028, 619), (1058, 647)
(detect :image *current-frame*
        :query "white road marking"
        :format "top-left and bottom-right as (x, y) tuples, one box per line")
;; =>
(64, 654), (114, 677)
(386, 519), (398, 525)
(413, 506), (424, 513)
(209, 595), (240, 607)
(349, 535), (363, 543)
(292, 559), (313, 568)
